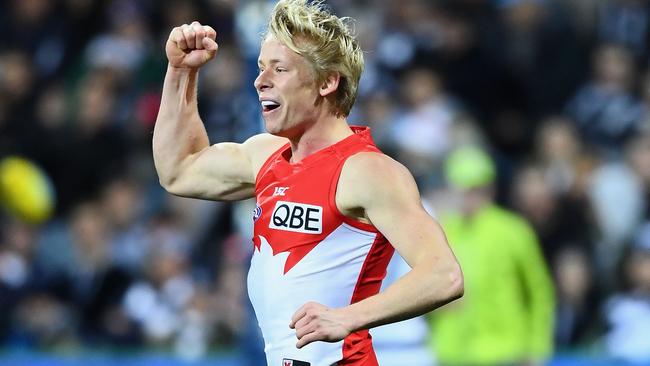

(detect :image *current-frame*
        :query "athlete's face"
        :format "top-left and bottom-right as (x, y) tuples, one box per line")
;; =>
(254, 36), (323, 138)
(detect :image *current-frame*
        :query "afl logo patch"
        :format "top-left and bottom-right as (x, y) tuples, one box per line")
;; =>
(253, 204), (262, 222)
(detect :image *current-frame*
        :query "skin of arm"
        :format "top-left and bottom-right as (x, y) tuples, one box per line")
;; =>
(153, 22), (286, 201)
(290, 152), (464, 348)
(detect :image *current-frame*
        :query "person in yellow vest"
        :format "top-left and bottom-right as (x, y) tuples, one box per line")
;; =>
(429, 146), (555, 365)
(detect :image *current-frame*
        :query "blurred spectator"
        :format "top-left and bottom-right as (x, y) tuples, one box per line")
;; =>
(11, 293), (75, 348)
(391, 67), (459, 189)
(566, 43), (644, 156)
(588, 147), (645, 287)
(0, 220), (34, 291)
(1, 219), (67, 349)
(597, 0), (650, 61)
(208, 233), (248, 346)
(84, 0), (152, 75)
(422, 5), (502, 126)
(0, 0), (67, 78)
(52, 69), (131, 214)
(495, 0), (584, 116)
(530, 117), (599, 258)
(0, 50), (35, 109)
(429, 146), (554, 365)
(603, 222), (650, 363)
(535, 117), (583, 194)
(14, 83), (71, 202)
(121, 209), (199, 352)
(554, 246), (601, 350)
(233, 0), (277, 60)
(469, 0), (586, 156)
(626, 132), (650, 218)
(564, 0), (600, 43)
(375, 0), (436, 71)
(66, 201), (135, 344)
(0, 50), (38, 158)
(510, 162), (591, 264)
(0, 220), (38, 342)
(159, 0), (202, 33)
(639, 70), (650, 131)
(359, 89), (401, 154)
(100, 177), (149, 273)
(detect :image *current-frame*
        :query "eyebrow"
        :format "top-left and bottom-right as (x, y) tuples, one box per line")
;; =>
(257, 59), (283, 67)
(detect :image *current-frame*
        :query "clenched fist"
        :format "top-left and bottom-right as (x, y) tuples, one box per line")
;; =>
(166, 21), (218, 69)
(289, 302), (355, 349)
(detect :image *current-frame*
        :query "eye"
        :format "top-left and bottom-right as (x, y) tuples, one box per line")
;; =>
(276, 67), (287, 72)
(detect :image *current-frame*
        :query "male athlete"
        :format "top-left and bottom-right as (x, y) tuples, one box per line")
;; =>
(153, 1), (463, 365)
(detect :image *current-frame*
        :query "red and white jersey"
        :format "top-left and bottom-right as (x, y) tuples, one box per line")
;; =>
(248, 126), (394, 366)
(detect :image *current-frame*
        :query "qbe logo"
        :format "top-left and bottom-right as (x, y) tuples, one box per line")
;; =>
(269, 201), (322, 234)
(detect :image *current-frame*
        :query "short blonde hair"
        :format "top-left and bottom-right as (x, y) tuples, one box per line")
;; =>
(266, 0), (364, 117)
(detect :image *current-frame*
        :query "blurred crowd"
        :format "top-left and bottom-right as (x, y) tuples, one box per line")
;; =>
(1, 0), (650, 363)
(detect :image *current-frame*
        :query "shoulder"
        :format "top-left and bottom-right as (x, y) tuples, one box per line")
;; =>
(342, 152), (412, 185)
(338, 152), (420, 209)
(242, 133), (289, 175)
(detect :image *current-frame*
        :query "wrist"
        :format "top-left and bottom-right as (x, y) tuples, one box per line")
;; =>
(343, 302), (371, 332)
(167, 63), (200, 75)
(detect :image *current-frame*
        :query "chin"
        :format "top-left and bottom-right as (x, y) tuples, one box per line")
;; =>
(268, 128), (294, 139)
(263, 118), (283, 135)
(264, 118), (300, 138)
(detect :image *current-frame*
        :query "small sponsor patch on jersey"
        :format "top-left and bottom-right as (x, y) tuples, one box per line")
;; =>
(273, 186), (290, 196)
(282, 359), (310, 366)
(253, 204), (262, 222)
(269, 201), (322, 234)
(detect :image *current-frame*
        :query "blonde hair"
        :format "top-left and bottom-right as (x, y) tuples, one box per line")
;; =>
(266, 0), (364, 117)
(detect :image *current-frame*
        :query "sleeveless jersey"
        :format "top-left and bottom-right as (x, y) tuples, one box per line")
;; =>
(248, 126), (395, 366)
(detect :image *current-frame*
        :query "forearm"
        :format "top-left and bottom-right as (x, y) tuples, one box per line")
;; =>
(153, 65), (210, 186)
(347, 257), (463, 331)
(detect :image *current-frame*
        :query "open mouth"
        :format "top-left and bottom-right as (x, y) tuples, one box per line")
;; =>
(261, 100), (281, 113)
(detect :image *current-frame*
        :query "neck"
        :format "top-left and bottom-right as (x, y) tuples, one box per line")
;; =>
(288, 114), (353, 163)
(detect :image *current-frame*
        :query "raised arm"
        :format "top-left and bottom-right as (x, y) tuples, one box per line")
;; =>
(290, 152), (463, 347)
(153, 21), (285, 201)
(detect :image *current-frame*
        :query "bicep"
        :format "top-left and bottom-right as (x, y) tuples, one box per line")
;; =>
(168, 141), (255, 201)
(365, 179), (452, 268)
(169, 133), (288, 201)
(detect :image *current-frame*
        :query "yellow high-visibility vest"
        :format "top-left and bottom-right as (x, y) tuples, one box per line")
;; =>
(429, 204), (555, 365)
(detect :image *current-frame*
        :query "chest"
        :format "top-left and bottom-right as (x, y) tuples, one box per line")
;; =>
(255, 161), (338, 234)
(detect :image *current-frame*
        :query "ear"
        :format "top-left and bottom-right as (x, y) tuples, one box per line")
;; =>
(319, 72), (340, 97)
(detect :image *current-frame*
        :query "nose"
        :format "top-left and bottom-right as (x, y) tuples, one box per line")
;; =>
(254, 69), (272, 92)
